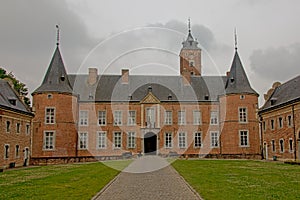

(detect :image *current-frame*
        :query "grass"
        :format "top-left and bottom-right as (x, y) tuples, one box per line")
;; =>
(172, 160), (300, 200)
(0, 160), (131, 200)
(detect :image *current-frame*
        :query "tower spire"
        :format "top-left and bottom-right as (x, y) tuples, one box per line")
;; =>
(234, 28), (238, 51)
(56, 24), (60, 46)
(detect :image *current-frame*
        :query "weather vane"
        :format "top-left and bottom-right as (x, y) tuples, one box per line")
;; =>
(234, 28), (238, 51)
(56, 24), (60, 46)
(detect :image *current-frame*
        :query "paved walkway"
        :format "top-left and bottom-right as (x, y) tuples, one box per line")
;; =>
(93, 156), (202, 200)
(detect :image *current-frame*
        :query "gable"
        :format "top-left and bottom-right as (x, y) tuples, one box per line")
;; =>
(140, 92), (160, 104)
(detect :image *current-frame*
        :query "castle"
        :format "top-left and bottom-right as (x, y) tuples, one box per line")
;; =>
(30, 23), (261, 164)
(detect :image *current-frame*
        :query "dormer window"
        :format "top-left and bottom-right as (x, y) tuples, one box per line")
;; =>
(205, 95), (209, 100)
(148, 85), (152, 93)
(60, 75), (65, 81)
(230, 77), (234, 83)
(9, 99), (16, 106)
(168, 94), (172, 100)
(270, 98), (277, 105)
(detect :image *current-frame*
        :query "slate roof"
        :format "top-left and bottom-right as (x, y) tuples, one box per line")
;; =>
(181, 30), (200, 50)
(260, 75), (300, 112)
(225, 51), (258, 95)
(68, 74), (227, 102)
(0, 79), (33, 115)
(33, 46), (73, 94)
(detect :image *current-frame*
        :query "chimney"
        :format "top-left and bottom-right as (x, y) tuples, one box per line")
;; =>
(122, 69), (129, 84)
(88, 68), (98, 85)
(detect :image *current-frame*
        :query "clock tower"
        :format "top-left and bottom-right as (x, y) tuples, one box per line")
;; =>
(179, 19), (202, 76)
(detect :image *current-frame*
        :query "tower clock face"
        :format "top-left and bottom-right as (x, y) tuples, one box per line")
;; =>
(188, 54), (194, 59)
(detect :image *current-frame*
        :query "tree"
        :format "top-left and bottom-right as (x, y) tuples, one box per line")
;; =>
(0, 67), (31, 106)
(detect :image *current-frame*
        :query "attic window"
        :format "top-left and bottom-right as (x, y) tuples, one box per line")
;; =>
(270, 98), (277, 105)
(168, 94), (172, 100)
(148, 85), (152, 93)
(205, 95), (209, 100)
(88, 93), (94, 100)
(230, 77), (234, 83)
(47, 94), (53, 99)
(240, 95), (245, 100)
(8, 99), (16, 106)
(60, 75), (65, 81)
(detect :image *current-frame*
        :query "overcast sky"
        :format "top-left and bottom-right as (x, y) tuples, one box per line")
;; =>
(1, 0), (300, 106)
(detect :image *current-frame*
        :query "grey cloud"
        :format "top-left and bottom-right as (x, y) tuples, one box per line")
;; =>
(250, 43), (300, 82)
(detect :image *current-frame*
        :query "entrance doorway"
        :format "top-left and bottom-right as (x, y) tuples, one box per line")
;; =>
(144, 132), (157, 155)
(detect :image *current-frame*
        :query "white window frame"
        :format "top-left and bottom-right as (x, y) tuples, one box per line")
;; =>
(43, 131), (55, 150)
(194, 132), (202, 148)
(4, 144), (9, 159)
(210, 131), (219, 148)
(128, 111), (136, 126)
(79, 110), (89, 126)
(114, 111), (123, 126)
(279, 139), (284, 153)
(239, 130), (249, 147)
(78, 132), (88, 150)
(97, 131), (107, 149)
(165, 132), (173, 148)
(164, 111), (173, 125)
(239, 107), (247, 123)
(45, 107), (55, 124)
(127, 132), (136, 149)
(210, 111), (218, 125)
(113, 132), (122, 149)
(98, 111), (106, 126)
(178, 111), (186, 125)
(146, 107), (156, 127)
(193, 110), (202, 125)
(178, 132), (187, 148)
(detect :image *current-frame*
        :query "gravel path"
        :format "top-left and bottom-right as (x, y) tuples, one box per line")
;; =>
(93, 156), (202, 200)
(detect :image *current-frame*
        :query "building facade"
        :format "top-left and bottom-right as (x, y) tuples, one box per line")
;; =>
(0, 79), (33, 169)
(31, 26), (261, 164)
(259, 77), (300, 161)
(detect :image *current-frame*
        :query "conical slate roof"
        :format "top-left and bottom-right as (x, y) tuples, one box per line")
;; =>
(225, 51), (258, 95)
(33, 46), (73, 94)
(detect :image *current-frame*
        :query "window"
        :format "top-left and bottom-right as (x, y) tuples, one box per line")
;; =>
(278, 117), (283, 128)
(97, 131), (106, 149)
(16, 123), (21, 133)
(79, 132), (88, 150)
(4, 145), (9, 159)
(189, 60), (194, 66)
(45, 108), (55, 124)
(15, 145), (20, 158)
(47, 94), (53, 99)
(193, 110), (202, 125)
(178, 132), (186, 148)
(178, 111), (186, 125)
(262, 121), (266, 132)
(127, 132), (136, 148)
(43, 131), (55, 150)
(240, 95), (245, 100)
(279, 139), (284, 153)
(239, 108), (247, 123)
(271, 139), (275, 152)
(6, 121), (11, 132)
(26, 124), (30, 134)
(114, 132), (122, 148)
(270, 119), (275, 130)
(210, 112), (218, 125)
(114, 111), (122, 126)
(98, 111), (106, 126)
(289, 139), (293, 153)
(146, 108), (155, 127)
(164, 111), (172, 125)
(210, 132), (219, 148)
(240, 130), (249, 147)
(79, 111), (88, 126)
(194, 132), (202, 148)
(287, 115), (292, 127)
(128, 111), (136, 125)
(165, 133), (172, 148)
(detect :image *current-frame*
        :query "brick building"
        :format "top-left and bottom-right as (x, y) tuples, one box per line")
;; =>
(0, 79), (34, 169)
(31, 25), (261, 164)
(259, 76), (300, 161)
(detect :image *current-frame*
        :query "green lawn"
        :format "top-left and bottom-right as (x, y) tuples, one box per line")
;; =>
(172, 160), (300, 200)
(0, 160), (131, 200)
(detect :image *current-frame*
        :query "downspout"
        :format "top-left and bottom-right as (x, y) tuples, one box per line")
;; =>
(292, 105), (297, 161)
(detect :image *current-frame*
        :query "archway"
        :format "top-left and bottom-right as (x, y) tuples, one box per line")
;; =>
(144, 132), (157, 155)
